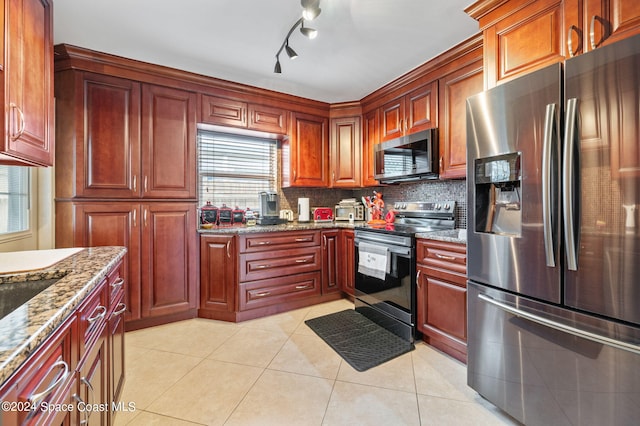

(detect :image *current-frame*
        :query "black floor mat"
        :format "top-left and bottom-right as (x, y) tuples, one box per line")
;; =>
(304, 309), (414, 372)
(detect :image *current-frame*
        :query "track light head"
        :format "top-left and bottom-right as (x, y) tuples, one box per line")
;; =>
(301, 0), (321, 20)
(285, 41), (298, 59)
(300, 21), (318, 39)
(274, 57), (282, 73)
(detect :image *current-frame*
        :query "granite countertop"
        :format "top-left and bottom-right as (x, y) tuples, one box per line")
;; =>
(416, 229), (467, 245)
(0, 246), (127, 385)
(198, 220), (366, 234)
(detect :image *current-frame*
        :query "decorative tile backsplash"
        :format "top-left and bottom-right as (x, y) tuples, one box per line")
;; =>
(279, 179), (468, 229)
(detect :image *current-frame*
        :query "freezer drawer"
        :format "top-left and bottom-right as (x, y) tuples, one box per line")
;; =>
(467, 282), (640, 426)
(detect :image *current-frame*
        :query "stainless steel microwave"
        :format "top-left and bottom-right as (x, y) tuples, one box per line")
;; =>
(374, 129), (438, 183)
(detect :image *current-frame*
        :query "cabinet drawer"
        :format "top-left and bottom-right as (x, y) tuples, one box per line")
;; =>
(77, 280), (108, 355)
(417, 239), (466, 284)
(240, 247), (321, 282)
(0, 315), (75, 425)
(239, 272), (321, 311)
(107, 260), (124, 308)
(239, 231), (320, 253)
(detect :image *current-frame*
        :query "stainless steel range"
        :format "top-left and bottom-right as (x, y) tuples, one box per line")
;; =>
(354, 201), (456, 342)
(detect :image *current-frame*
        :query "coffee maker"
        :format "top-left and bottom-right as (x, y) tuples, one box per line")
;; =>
(258, 191), (285, 225)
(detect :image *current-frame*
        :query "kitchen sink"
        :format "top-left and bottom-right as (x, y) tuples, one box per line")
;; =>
(0, 278), (61, 320)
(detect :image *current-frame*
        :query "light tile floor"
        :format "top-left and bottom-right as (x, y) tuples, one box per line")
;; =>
(114, 299), (520, 426)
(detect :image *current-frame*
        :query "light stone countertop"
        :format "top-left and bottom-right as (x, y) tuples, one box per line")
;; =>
(416, 229), (467, 245)
(0, 246), (127, 385)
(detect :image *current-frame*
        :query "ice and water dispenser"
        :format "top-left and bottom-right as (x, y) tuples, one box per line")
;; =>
(474, 152), (522, 237)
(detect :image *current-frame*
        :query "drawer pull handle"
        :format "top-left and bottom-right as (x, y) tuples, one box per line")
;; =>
(256, 241), (272, 245)
(112, 303), (127, 317)
(295, 238), (311, 242)
(111, 277), (124, 290)
(295, 259), (308, 263)
(295, 285), (313, 290)
(255, 291), (271, 297)
(434, 253), (456, 261)
(567, 24), (580, 57)
(255, 264), (270, 269)
(88, 305), (107, 323)
(29, 360), (69, 405)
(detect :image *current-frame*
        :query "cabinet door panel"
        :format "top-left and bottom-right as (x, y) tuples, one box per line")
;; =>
(380, 98), (404, 142)
(406, 82), (438, 134)
(141, 85), (196, 198)
(4, 0), (53, 166)
(438, 59), (483, 179)
(81, 74), (141, 197)
(330, 116), (361, 187)
(340, 230), (355, 296)
(200, 235), (236, 312)
(362, 109), (379, 187)
(285, 112), (329, 187)
(141, 203), (197, 318)
(248, 104), (287, 134)
(322, 230), (341, 294)
(74, 203), (141, 322)
(424, 276), (467, 342)
(200, 95), (247, 127)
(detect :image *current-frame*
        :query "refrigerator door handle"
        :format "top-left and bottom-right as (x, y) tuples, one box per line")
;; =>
(542, 103), (557, 267)
(563, 98), (579, 271)
(478, 293), (640, 356)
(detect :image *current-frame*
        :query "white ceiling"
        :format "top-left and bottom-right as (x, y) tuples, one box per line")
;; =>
(53, 0), (479, 104)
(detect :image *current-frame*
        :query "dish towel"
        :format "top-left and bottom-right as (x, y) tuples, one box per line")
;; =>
(358, 241), (390, 280)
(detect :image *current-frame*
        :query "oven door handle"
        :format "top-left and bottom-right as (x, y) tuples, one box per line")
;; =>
(355, 240), (412, 256)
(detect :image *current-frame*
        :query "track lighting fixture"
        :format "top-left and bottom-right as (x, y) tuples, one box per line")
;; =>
(273, 0), (321, 73)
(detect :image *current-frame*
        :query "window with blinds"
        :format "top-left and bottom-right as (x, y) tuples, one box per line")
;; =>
(197, 130), (278, 210)
(0, 166), (30, 234)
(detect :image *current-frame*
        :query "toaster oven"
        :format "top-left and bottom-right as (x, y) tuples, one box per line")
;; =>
(334, 203), (364, 221)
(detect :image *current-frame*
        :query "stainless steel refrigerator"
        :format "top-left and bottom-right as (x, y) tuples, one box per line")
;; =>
(466, 33), (640, 426)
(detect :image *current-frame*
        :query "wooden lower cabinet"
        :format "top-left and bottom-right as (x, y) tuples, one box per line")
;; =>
(416, 239), (468, 363)
(0, 259), (125, 426)
(140, 203), (198, 320)
(199, 234), (237, 320)
(57, 201), (198, 329)
(321, 229), (341, 294)
(199, 229), (347, 322)
(340, 230), (355, 296)
(0, 315), (76, 426)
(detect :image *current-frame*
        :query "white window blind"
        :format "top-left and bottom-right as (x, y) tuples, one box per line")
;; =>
(0, 166), (30, 234)
(197, 130), (278, 210)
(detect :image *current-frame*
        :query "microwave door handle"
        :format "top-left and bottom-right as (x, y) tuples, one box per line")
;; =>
(542, 103), (557, 268)
(563, 98), (579, 271)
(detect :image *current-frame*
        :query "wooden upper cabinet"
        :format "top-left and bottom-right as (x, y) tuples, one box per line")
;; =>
(282, 111), (329, 187)
(330, 115), (361, 188)
(200, 94), (287, 134)
(362, 109), (380, 187)
(380, 81), (438, 142)
(2, 0), (54, 166)
(77, 73), (142, 198)
(468, 0), (564, 88)
(438, 55), (483, 180)
(565, 0), (640, 57)
(141, 85), (197, 198)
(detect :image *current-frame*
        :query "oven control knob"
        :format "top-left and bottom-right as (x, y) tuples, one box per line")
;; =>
(444, 204), (451, 210)
(435, 204), (441, 210)
(402, 203), (407, 209)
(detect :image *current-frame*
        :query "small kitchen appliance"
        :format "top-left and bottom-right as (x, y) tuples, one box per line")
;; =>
(258, 191), (285, 225)
(335, 199), (364, 221)
(312, 207), (333, 222)
(218, 204), (232, 226)
(298, 198), (310, 222)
